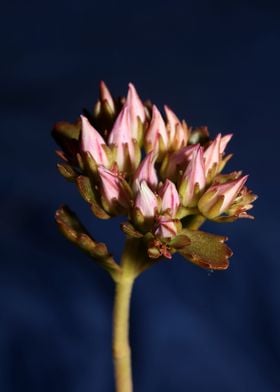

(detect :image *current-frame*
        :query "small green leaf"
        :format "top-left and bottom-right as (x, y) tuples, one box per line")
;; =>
(178, 228), (232, 270)
(55, 206), (121, 278)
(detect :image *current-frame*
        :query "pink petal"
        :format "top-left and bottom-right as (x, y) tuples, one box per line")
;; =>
(126, 83), (146, 123)
(158, 179), (180, 217)
(135, 181), (158, 218)
(98, 166), (129, 208)
(204, 133), (221, 174)
(99, 81), (115, 112)
(80, 115), (109, 166)
(145, 105), (168, 151)
(133, 152), (158, 190)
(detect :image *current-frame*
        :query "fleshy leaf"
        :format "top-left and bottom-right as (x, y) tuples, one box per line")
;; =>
(178, 228), (232, 270)
(55, 206), (121, 279)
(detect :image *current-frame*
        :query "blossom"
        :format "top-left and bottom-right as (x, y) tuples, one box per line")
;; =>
(54, 81), (256, 265)
(108, 105), (141, 173)
(98, 166), (131, 213)
(80, 115), (110, 167)
(164, 105), (188, 150)
(204, 133), (232, 178)
(144, 105), (168, 158)
(126, 83), (146, 140)
(160, 145), (197, 181)
(198, 175), (248, 219)
(154, 216), (178, 238)
(99, 80), (115, 113)
(179, 145), (206, 207)
(158, 179), (180, 217)
(134, 180), (158, 218)
(133, 152), (158, 191)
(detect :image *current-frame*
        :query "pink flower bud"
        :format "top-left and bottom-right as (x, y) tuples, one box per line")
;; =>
(204, 133), (232, 177)
(144, 105), (168, 156)
(161, 144), (197, 181)
(99, 81), (115, 113)
(158, 179), (180, 217)
(126, 83), (146, 139)
(80, 115), (109, 167)
(134, 181), (158, 218)
(164, 105), (188, 150)
(179, 145), (206, 207)
(198, 175), (248, 219)
(204, 133), (221, 175)
(108, 105), (140, 173)
(98, 166), (130, 211)
(220, 133), (233, 154)
(154, 216), (178, 238)
(133, 152), (158, 191)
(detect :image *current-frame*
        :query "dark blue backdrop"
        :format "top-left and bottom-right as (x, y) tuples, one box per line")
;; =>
(1, 1), (280, 391)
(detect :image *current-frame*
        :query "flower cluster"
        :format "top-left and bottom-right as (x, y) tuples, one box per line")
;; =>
(53, 82), (256, 270)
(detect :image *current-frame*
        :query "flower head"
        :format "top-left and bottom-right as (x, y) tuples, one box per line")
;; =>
(54, 81), (256, 267)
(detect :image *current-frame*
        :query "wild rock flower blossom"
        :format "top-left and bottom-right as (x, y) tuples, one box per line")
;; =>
(52, 81), (257, 392)
(53, 81), (256, 270)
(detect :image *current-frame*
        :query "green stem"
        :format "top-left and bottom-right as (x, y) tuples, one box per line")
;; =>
(112, 238), (151, 392)
(112, 277), (134, 392)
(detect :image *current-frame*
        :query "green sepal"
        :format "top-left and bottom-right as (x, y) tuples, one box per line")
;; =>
(120, 222), (144, 238)
(57, 163), (78, 181)
(55, 206), (121, 279)
(52, 121), (81, 162)
(178, 228), (232, 270)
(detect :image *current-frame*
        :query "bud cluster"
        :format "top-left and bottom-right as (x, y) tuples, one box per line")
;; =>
(53, 82), (256, 268)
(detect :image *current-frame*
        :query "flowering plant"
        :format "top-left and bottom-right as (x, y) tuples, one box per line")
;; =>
(52, 82), (256, 391)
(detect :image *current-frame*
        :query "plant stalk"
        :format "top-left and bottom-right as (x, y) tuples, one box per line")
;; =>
(112, 277), (134, 392)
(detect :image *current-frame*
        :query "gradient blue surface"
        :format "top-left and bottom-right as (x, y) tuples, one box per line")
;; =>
(1, 1), (280, 391)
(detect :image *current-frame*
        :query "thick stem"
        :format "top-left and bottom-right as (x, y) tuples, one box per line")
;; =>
(112, 277), (134, 392)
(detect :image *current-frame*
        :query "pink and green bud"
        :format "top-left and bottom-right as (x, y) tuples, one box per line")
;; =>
(133, 152), (158, 191)
(80, 115), (110, 167)
(126, 83), (146, 140)
(160, 144), (197, 182)
(144, 105), (168, 159)
(198, 175), (248, 219)
(134, 181), (158, 219)
(164, 105), (188, 150)
(204, 133), (232, 179)
(179, 145), (206, 207)
(154, 216), (178, 238)
(99, 80), (115, 114)
(108, 105), (141, 173)
(158, 179), (180, 217)
(98, 166), (131, 213)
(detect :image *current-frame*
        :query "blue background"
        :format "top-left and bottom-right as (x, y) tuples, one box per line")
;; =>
(1, 1), (279, 391)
